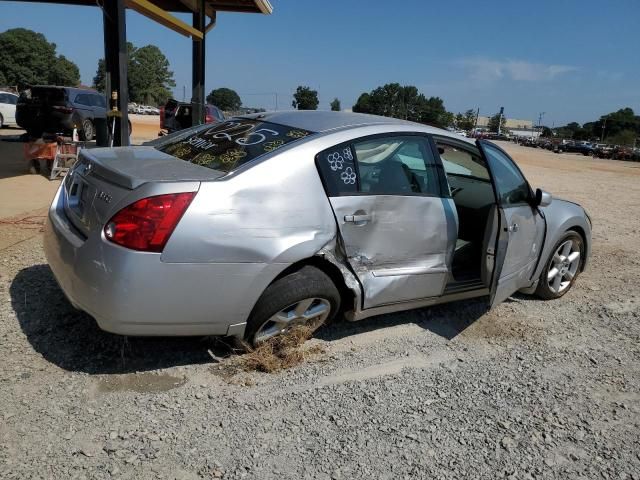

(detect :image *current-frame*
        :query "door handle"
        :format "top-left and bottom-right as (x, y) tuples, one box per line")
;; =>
(344, 214), (371, 224)
(507, 223), (519, 233)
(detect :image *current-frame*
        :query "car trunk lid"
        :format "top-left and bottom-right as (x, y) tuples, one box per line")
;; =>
(62, 146), (223, 237)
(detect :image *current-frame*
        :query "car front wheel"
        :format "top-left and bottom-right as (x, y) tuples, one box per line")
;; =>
(245, 265), (341, 347)
(535, 231), (584, 300)
(81, 119), (94, 140)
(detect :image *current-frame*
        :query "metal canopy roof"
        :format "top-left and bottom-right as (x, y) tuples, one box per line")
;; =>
(17, 0), (272, 38)
(17, 0), (272, 13)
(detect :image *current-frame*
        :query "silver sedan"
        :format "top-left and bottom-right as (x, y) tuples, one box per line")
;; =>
(44, 111), (591, 345)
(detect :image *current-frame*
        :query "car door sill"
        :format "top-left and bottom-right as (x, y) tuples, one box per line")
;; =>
(346, 287), (489, 322)
(444, 278), (486, 295)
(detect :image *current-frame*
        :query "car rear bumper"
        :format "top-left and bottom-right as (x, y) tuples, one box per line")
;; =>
(43, 185), (283, 337)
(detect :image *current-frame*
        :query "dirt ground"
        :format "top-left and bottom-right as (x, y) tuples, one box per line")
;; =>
(0, 141), (639, 479)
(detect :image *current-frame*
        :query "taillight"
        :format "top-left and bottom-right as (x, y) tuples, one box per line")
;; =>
(205, 114), (213, 123)
(52, 105), (73, 114)
(104, 192), (196, 252)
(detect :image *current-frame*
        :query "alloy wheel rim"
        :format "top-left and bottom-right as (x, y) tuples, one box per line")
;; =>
(254, 297), (331, 344)
(547, 239), (581, 294)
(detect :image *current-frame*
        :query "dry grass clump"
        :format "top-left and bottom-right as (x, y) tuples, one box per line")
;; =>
(239, 326), (326, 373)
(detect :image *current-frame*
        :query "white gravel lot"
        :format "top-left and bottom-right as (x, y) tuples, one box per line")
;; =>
(0, 142), (639, 479)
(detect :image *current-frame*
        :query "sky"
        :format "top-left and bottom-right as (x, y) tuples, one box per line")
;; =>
(1, 0), (639, 126)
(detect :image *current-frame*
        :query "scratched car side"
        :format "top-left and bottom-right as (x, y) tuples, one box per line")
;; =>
(44, 111), (591, 345)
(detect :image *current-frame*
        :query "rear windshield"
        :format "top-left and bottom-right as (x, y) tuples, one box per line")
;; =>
(21, 87), (67, 103)
(157, 119), (314, 172)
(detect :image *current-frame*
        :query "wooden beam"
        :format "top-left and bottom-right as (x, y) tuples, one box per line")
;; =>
(125, 0), (204, 39)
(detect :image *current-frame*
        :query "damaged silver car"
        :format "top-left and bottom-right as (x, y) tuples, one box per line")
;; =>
(44, 111), (591, 345)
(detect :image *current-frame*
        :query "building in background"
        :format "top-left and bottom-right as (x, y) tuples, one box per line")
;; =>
(476, 116), (539, 138)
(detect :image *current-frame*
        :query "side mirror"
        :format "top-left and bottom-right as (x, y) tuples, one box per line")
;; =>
(535, 188), (552, 207)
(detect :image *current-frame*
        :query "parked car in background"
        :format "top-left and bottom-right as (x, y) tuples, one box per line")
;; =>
(564, 141), (594, 156)
(0, 90), (19, 128)
(160, 99), (224, 133)
(612, 145), (634, 160)
(16, 86), (107, 140)
(593, 144), (614, 159)
(44, 111), (591, 346)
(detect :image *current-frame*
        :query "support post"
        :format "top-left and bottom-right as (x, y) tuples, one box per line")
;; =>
(191, 0), (206, 126)
(102, 0), (130, 146)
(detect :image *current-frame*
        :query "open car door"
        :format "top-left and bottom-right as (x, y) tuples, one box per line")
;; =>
(477, 140), (546, 308)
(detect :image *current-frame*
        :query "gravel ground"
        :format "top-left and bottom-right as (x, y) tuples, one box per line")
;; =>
(1, 143), (639, 479)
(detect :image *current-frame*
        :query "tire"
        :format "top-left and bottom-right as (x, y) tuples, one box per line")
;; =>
(535, 231), (584, 300)
(80, 118), (94, 140)
(0, 114), (4, 128)
(244, 265), (341, 346)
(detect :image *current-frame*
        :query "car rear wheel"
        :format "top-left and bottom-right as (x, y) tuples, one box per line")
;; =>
(244, 266), (341, 347)
(0, 114), (4, 128)
(81, 119), (94, 140)
(535, 231), (583, 300)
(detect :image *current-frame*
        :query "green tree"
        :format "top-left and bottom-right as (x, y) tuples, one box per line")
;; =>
(0, 70), (7, 86)
(206, 87), (241, 111)
(330, 98), (341, 111)
(352, 92), (372, 114)
(417, 96), (449, 126)
(93, 42), (136, 94)
(541, 126), (553, 137)
(351, 83), (450, 127)
(129, 45), (175, 105)
(49, 55), (80, 87)
(607, 129), (637, 146)
(487, 111), (507, 133)
(93, 43), (174, 105)
(593, 108), (639, 139)
(0, 28), (80, 89)
(292, 86), (319, 110)
(455, 109), (477, 131)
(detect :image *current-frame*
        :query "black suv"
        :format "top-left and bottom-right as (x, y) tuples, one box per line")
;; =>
(16, 86), (107, 140)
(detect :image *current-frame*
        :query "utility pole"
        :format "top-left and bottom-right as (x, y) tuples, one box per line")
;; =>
(497, 106), (504, 135)
(601, 116), (607, 142)
(474, 108), (479, 132)
(538, 112), (546, 137)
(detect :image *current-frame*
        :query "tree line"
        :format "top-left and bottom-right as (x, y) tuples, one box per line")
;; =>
(551, 108), (640, 146)
(0, 28), (176, 107)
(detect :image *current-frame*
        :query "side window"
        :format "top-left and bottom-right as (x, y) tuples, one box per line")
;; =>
(91, 94), (106, 108)
(482, 144), (531, 206)
(354, 136), (439, 195)
(74, 94), (88, 106)
(437, 142), (490, 181)
(9, 94), (18, 105)
(316, 143), (359, 196)
(0, 94), (7, 103)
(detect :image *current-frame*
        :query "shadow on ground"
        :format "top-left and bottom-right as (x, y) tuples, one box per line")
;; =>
(10, 264), (237, 375)
(11, 264), (490, 375)
(317, 296), (490, 343)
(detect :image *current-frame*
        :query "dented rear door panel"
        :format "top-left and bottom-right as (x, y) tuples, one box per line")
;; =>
(330, 195), (456, 309)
